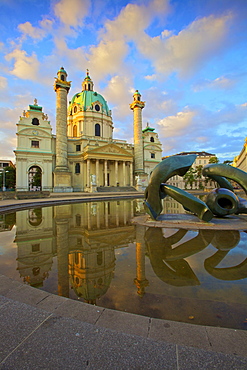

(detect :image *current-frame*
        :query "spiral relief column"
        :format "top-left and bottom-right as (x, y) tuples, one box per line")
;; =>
(53, 67), (72, 192)
(130, 90), (147, 190)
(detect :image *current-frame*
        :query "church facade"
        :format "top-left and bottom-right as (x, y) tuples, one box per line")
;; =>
(15, 68), (162, 192)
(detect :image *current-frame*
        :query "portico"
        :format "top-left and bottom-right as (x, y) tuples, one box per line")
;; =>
(83, 143), (133, 191)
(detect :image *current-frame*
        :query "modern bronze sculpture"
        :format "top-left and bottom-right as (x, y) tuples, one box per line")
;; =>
(144, 155), (247, 221)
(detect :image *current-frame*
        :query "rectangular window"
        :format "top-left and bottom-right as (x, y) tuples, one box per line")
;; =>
(151, 153), (155, 159)
(76, 144), (81, 151)
(32, 244), (40, 252)
(75, 163), (80, 174)
(31, 140), (39, 148)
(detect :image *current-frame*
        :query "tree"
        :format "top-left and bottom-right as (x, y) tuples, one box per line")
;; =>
(32, 167), (42, 188)
(209, 156), (219, 164)
(0, 166), (16, 190)
(195, 165), (204, 189)
(184, 167), (196, 189)
(223, 160), (232, 165)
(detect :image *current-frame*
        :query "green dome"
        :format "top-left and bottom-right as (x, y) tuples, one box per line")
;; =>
(69, 90), (110, 115)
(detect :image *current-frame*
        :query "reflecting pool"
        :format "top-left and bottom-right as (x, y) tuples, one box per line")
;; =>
(0, 199), (247, 330)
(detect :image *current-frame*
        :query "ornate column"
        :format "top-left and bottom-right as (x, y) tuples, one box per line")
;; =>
(123, 161), (126, 186)
(130, 90), (145, 175)
(130, 162), (133, 186)
(87, 159), (90, 188)
(115, 160), (118, 186)
(104, 160), (108, 186)
(105, 202), (109, 227)
(96, 159), (99, 186)
(87, 203), (91, 230)
(53, 67), (72, 192)
(134, 225), (149, 297)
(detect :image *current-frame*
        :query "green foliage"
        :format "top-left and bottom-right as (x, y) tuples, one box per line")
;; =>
(223, 160), (232, 165)
(209, 156), (219, 164)
(0, 166), (16, 189)
(32, 167), (42, 187)
(184, 167), (197, 189)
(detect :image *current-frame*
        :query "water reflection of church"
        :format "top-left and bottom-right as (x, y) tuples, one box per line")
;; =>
(13, 197), (247, 307)
(15, 200), (142, 303)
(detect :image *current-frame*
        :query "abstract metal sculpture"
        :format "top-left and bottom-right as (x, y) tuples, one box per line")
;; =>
(144, 155), (247, 221)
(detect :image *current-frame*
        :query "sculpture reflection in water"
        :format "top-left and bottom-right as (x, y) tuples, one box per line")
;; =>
(144, 155), (247, 220)
(144, 227), (247, 291)
(8, 198), (246, 306)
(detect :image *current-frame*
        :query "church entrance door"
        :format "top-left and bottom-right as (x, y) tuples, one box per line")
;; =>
(28, 166), (42, 191)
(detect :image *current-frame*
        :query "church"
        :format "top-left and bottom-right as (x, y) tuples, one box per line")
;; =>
(15, 67), (162, 192)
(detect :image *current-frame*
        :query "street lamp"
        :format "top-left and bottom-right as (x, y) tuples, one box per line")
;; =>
(0, 170), (9, 191)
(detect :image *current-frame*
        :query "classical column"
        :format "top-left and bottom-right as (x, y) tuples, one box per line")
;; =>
(116, 202), (119, 227)
(130, 90), (145, 175)
(56, 219), (69, 297)
(130, 162), (133, 186)
(87, 159), (90, 188)
(96, 159), (99, 186)
(134, 225), (149, 297)
(87, 203), (91, 230)
(104, 160), (108, 186)
(96, 203), (100, 229)
(53, 67), (72, 192)
(115, 160), (118, 186)
(123, 161), (126, 186)
(105, 202), (109, 227)
(123, 200), (126, 225)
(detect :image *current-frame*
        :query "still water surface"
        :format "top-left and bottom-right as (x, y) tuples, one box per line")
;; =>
(0, 199), (247, 330)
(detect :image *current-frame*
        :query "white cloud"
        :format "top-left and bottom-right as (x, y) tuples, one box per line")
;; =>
(193, 76), (236, 91)
(157, 109), (196, 138)
(137, 13), (232, 77)
(0, 76), (7, 89)
(5, 49), (40, 81)
(54, 0), (90, 28)
(18, 19), (53, 40)
(102, 74), (133, 121)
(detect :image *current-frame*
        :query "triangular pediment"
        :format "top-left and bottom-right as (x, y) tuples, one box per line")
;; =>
(87, 143), (133, 156)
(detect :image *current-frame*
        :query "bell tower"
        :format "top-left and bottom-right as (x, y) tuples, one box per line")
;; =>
(53, 67), (72, 192)
(130, 90), (148, 190)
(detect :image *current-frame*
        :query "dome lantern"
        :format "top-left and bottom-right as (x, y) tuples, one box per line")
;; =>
(82, 69), (94, 91)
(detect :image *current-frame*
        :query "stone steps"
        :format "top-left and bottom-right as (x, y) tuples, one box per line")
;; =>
(97, 186), (137, 192)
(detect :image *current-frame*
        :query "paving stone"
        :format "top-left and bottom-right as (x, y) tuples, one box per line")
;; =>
(205, 326), (247, 357)
(0, 315), (177, 370)
(4, 283), (50, 307)
(96, 308), (150, 337)
(149, 318), (211, 350)
(0, 275), (24, 296)
(178, 344), (247, 370)
(36, 293), (68, 312)
(0, 299), (50, 362)
(53, 298), (104, 324)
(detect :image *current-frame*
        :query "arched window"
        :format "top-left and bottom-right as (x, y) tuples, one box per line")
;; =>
(73, 125), (77, 137)
(74, 106), (77, 113)
(137, 96), (140, 101)
(95, 123), (100, 137)
(61, 75), (65, 81)
(88, 83), (91, 90)
(32, 118), (39, 126)
(150, 136), (154, 142)
(28, 166), (42, 191)
(75, 163), (80, 174)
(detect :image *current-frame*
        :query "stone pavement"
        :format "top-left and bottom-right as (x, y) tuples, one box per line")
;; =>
(0, 194), (247, 369)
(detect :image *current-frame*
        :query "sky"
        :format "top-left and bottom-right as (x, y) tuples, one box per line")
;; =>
(0, 0), (246, 163)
